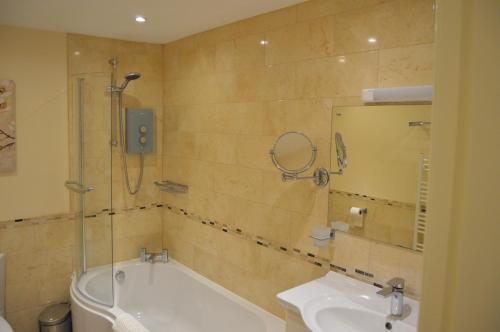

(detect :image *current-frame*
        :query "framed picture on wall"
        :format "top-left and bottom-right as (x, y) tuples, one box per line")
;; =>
(0, 79), (16, 173)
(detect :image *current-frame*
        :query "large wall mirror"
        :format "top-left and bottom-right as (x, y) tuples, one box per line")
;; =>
(328, 105), (431, 251)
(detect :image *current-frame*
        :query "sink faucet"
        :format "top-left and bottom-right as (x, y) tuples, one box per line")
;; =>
(376, 277), (405, 317)
(140, 248), (169, 263)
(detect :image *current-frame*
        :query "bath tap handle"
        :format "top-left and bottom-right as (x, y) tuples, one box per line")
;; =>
(161, 249), (169, 263)
(139, 248), (149, 262)
(387, 277), (405, 290)
(140, 248), (169, 263)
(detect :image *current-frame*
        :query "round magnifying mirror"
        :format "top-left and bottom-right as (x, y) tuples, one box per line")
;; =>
(270, 132), (317, 174)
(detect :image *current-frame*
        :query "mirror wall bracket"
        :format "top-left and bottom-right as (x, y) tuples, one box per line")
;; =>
(280, 167), (330, 187)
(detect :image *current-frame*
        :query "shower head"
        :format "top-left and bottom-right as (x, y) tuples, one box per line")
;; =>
(125, 72), (141, 81)
(119, 72), (141, 90)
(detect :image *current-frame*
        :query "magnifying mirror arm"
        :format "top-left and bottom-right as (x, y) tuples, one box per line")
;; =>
(281, 167), (330, 187)
(329, 169), (344, 176)
(282, 173), (318, 181)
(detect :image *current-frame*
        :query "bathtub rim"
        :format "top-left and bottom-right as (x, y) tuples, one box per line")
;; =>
(70, 258), (285, 331)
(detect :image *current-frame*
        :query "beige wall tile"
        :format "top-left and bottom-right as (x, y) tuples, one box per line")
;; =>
(196, 23), (241, 47)
(6, 305), (43, 332)
(35, 221), (75, 250)
(296, 0), (391, 21)
(368, 241), (402, 283)
(379, 43), (434, 87)
(213, 102), (264, 135)
(215, 70), (264, 103)
(209, 192), (240, 227)
(266, 16), (335, 65)
(333, 0), (435, 54)
(216, 33), (267, 72)
(398, 250), (423, 296)
(165, 75), (217, 105)
(0, 226), (36, 253)
(238, 7), (297, 36)
(236, 135), (275, 170)
(295, 52), (379, 98)
(214, 164), (263, 201)
(331, 232), (371, 272)
(164, 157), (215, 190)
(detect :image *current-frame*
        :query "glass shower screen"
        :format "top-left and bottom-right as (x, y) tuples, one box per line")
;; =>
(68, 73), (114, 306)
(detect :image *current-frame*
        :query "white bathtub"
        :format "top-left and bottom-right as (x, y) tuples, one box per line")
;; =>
(70, 259), (285, 332)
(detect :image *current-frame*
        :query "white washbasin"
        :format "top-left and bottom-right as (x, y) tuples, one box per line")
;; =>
(316, 306), (384, 331)
(277, 272), (419, 332)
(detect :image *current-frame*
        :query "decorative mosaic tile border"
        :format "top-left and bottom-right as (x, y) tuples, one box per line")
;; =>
(0, 212), (75, 229)
(2, 201), (418, 296)
(0, 202), (163, 228)
(330, 189), (416, 209)
(159, 203), (400, 293)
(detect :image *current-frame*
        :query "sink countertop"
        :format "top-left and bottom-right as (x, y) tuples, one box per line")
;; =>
(277, 271), (420, 332)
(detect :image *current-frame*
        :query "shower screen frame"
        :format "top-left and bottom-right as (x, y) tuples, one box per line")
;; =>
(68, 72), (115, 307)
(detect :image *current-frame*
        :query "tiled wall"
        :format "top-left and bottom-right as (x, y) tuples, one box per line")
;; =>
(161, 0), (434, 319)
(329, 190), (416, 248)
(68, 34), (165, 212)
(0, 216), (74, 332)
(2, 1), (434, 330)
(67, 34), (165, 263)
(0, 34), (165, 332)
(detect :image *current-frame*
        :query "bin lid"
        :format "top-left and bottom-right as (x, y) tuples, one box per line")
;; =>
(39, 303), (70, 326)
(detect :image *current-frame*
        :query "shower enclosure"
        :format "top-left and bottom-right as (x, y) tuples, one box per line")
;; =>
(68, 72), (114, 306)
(68, 57), (146, 308)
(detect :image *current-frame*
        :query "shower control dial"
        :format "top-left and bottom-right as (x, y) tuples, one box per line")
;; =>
(139, 136), (147, 145)
(139, 125), (148, 134)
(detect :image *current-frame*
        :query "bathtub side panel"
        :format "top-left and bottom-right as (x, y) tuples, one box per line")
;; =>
(71, 289), (113, 332)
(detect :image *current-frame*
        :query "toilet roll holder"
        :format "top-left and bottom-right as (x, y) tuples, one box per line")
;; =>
(352, 208), (368, 215)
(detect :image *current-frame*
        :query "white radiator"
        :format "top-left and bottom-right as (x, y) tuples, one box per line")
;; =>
(413, 156), (430, 252)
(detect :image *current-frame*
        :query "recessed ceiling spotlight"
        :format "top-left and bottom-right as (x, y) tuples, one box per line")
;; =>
(135, 16), (146, 23)
(260, 40), (269, 46)
(368, 37), (377, 44)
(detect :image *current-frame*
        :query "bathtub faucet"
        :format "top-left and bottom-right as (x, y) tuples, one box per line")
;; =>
(140, 248), (169, 263)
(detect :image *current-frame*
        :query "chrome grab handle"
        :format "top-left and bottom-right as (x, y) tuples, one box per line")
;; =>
(65, 180), (94, 193)
(154, 180), (188, 194)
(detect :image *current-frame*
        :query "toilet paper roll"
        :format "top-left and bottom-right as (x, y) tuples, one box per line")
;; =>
(349, 207), (365, 227)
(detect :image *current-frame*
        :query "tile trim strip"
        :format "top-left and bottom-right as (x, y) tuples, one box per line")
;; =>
(159, 203), (407, 293)
(1, 201), (418, 298)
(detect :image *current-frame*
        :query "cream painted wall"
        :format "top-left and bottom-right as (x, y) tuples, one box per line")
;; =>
(419, 0), (500, 331)
(0, 25), (69, 220)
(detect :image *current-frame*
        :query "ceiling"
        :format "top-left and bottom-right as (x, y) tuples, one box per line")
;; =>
(0, 0), (304, 44)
